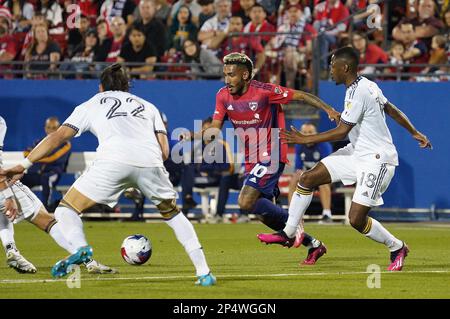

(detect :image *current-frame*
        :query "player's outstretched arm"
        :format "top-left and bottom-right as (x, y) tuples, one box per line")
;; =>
(384, 102), (432, 149)
(280, 121), (352, 145)
(292, 90), (341, 123)
(0, 126), (77, 178)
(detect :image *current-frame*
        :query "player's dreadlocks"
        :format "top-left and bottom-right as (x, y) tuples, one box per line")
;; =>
(100, 63), (130, 92)
(223, 52), (254, 79)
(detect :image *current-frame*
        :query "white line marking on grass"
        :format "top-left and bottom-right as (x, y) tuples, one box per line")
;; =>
(1, 270), (450, 285)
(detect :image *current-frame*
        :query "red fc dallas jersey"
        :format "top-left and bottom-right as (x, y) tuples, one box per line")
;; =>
(213, 80), (294, 172)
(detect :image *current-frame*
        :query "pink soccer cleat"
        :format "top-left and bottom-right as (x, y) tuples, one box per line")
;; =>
(257, 228), (303, 248)
(301, 243), (327, 265)
(387, 243), (409, 271)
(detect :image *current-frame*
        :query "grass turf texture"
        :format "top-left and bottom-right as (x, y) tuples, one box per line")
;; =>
(1, 221), (450, 298)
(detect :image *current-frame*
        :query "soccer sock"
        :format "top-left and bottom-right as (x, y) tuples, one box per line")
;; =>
(165, 212), (210, 277)
(302, 233), (321, 249)
(322, 209), (332, 218)
(252, 198), (288, 231)
(0, 213), (15, 251)
(54, 206), (88, 251)
(48, 221), (77, 254)
(284, 184), (313, 238)
(362, 217), (403, 252)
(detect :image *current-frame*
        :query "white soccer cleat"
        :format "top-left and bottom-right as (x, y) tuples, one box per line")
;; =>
(84, 259), (118, 274)
(6, 250), (37, 274)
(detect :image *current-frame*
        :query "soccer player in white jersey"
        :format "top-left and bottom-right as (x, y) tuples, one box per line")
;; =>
(1, 64), (216, 286)
(258, 47), (432, 271)
(0, 116), (115, 274)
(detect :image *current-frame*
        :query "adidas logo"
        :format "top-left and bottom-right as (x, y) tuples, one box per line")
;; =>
(249, 177), (257, 183)
(362, 191), (369, 197)
(227, 105), (234, 110)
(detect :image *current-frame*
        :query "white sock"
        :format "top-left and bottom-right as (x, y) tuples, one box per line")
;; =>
(49, 222), (77, 254)
(165, 212), (210, 277)
(54, 206), (88, 250)
(0, 213), (15, 251)
(284, 185), (313, 238)
(322, 209), (332, 217)
(364, 218), (403, 252)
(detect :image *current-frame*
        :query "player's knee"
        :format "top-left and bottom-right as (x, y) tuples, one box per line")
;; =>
(157, 199), (180, 220)
(238, 197), (255, 212)
(298, 171), (316, 189)
(349, 213), (366, 232)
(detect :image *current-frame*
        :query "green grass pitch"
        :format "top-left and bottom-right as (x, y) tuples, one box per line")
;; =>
(1, 221), (450, 298)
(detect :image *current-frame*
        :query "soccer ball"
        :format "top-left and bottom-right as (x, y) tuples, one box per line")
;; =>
(121, 234), (152, 265)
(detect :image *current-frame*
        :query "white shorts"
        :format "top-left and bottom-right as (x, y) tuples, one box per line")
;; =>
(73, 159), (177, 207)
(321, 145), (395, 207)
(0, 182), (42, 224)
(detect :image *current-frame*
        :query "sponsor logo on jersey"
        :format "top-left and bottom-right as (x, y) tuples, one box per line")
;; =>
(249, 102), (258, 111)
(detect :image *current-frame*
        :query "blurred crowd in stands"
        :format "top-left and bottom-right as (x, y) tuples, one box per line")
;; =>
(1, 0), (449, 86)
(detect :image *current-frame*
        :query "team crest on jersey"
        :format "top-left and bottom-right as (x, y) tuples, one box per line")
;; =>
(345, 102), (352, 109)
(249, 102), (258, 111)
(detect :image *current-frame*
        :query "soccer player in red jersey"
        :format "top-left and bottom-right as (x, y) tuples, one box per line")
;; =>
(208, 52), (340, 264)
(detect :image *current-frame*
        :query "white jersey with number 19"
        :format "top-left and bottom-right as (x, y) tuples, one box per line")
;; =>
(340, 76), (398, 166)
(63, 91), (167, 168)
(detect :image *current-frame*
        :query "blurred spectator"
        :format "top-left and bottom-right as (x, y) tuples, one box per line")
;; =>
(20, 11), (46, 58)
(67, 14), (90, 58)
(37, 0), (64, 35)
(313, 0), (349, 72)
(268, 4), (316, 87)
(398, 22), (428, 72)
(243, 3), (276, 82)
(393, 0), (444, 49)
(60, 28), (99, 78)
(4, 0), (34, 33)
(134, 0), (168, 59)
(278, 0), (311, 25)
(100, 0), (137, 27)
(235, 0), (255, 26)
(384, 41), (406, 77)
(198, 0), (215, 28)
(421, 34), (447, 74)
(95, 16), (127, 63)
(210, 15), (265, 72)
(169, 0), (202, 26)
(22, 117), (71, 211)
(351, 31), (388, 76)
(117, 23), (157, 79)
(0, 6), (18, 79)
(168, 4), (198, 52)
(198, 0), (231, 52)
(182, 38), (221, 78)
(443, 9), (450, 51)
(244, 3), (275, 45)
(96, 19), (109, 45)
(24, 23), (61, 79)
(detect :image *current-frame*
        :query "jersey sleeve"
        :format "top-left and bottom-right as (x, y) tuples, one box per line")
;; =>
(213, 90), (227, 121)
(341, 94), (364, 126)
(153, 110), (167, 135)
(63, 102), (90, 137)
(0, 117), (7, 149)
(266, 83), (295, 104)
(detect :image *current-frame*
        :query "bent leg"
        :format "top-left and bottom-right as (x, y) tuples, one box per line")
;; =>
(284, 162), (331, 237)
(349, 202), (403, 252)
